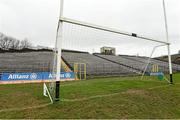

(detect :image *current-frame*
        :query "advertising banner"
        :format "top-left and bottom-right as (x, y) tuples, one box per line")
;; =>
(0, 72), (75, 84)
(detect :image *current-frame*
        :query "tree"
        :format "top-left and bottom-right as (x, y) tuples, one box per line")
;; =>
(10, 39), (20, 50)
(0, 33), (33, 50)
(0, 34), (21, 50)
(0, 33), (31, 50)
(0, 36), (11, 50)
(20, 38), (32, 49)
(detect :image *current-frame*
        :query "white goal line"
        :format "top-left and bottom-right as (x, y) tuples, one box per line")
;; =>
(60, 17), (169, 45)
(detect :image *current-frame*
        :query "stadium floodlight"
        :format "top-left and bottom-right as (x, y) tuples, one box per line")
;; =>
(54, 0), (174, 102)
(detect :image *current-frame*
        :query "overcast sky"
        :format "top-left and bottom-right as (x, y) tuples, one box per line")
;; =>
(0, 0), (179, 56)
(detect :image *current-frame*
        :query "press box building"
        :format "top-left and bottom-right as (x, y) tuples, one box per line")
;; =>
(100, 47), (116, 55)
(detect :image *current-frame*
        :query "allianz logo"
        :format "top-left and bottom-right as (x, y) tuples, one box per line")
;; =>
(48, 73), (71, 78)
(65, 73), (71, 78)
(8, 73), (38, 80)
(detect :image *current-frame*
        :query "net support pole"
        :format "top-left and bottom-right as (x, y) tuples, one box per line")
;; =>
(163, 0), (173, 84)
(141, 44), (167, 80)
(43, 83), (54, 103)
(55, 0), (64, 101)
(141, 45), (157, 79)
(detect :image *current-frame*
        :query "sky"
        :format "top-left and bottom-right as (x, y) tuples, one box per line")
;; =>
(0, 0), (179, 57)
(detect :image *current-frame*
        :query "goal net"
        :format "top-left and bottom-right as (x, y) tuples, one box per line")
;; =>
(57, 20), (180, 81)
(53, 0), (180, 85)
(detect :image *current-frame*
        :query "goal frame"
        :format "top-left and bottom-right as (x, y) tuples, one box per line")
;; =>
(54, 0), (173, 102)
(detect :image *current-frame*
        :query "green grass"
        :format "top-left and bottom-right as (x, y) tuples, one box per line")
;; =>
(0, 74), (180, 119)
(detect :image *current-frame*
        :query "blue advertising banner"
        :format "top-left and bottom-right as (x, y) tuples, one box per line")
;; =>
(150, 72), (164, 76)
(0, 72), (75, 81)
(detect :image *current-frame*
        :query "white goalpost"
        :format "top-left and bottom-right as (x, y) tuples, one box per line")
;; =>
(43, 0), (64, 103)
(52, 0), (173, 103)
(162, 0), (173, 84)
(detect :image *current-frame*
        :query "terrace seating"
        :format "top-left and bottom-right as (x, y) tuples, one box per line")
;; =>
(62, 52), (135, 76)
(0, 51), (179, 76)
(95, 54), (180, 73)
(122, 55), (180, 72)
(0, 52), (56, 73)
(95, 54), (149, 71)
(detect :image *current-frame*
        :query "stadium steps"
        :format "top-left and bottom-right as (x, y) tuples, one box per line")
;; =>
(62, 52), (135, 76)
(119, 55), (153, 72)
(93, 54), (144, 74)
(123, 55), (180, 72)
(0, 52), (65, 73)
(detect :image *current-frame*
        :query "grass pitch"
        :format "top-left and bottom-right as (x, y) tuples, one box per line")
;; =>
(0, 74), (180, 119)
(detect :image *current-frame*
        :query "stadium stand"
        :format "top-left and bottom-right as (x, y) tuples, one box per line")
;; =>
(0, 52), (55, 73)
(0, 51), (136, 76)
(122, 55), (180, 72)
(94, 54), (150, 72)
(0, 50), (179, 76)
(94, 54), (180, 73)
(62, 52), (136, 76)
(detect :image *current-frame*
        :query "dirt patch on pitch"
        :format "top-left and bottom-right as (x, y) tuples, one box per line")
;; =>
(122, 89), (148, 97)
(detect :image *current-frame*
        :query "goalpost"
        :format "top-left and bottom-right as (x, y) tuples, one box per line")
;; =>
(162, 0), (173, 84)
(0, 1), (175, 109)
(52, 0), (174, 102)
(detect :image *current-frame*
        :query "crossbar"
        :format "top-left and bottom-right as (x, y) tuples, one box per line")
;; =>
(60, 17), (169, 45)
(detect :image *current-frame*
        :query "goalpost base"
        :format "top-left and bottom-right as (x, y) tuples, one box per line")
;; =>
(43, 82), (60, 103)
(170, 74), (173, 84)
(55, 81), (60, 101)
